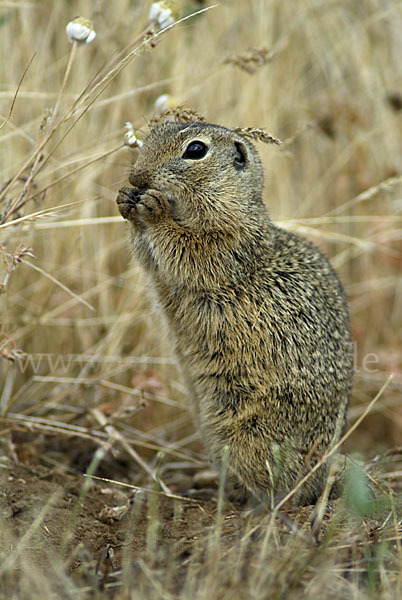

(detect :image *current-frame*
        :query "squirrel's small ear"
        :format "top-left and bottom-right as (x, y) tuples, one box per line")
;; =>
(233, 141), (247, 171)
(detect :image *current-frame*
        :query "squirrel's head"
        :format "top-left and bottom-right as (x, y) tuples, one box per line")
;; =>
(128, 121), (266, 233)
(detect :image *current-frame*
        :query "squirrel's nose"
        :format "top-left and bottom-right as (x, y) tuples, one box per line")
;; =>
(129, 167), (151, 190)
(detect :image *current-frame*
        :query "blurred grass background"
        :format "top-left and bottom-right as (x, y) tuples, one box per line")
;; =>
(0, 0), (401, 473)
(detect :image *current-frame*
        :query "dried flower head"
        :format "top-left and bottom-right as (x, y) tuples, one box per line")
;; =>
(66, 17), (96, 44)
(0, 335), (26, 362)
(234, 127), (282, 146)
(2, 243), (35, 270)
(124, 122), (144, 148)
(225, 47), (274, 74)
(154, 93), (178, 113)
(150, 105), (206, 126)
(148, 1), (179, 31)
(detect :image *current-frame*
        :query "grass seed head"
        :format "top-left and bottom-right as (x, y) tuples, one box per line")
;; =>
(149, 104), (206, 126)
(225, 47), (275, 74)
(234, 127), (282, 146)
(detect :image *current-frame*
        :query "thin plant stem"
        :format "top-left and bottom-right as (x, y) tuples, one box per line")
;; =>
(48, 40), (78, 133)
(4, 142), (124, 221)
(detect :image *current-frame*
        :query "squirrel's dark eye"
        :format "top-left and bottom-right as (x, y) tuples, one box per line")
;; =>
(182, 140), (208, 160)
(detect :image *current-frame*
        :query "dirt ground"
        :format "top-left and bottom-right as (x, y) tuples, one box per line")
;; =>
(1, 426), (401, 599)
(0, 430), (236, 587)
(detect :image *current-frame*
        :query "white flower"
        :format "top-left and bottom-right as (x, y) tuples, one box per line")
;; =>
(154, 93), (175, 113)
(124, 122), (143, 148)
(66, 17), (96, 44)
(149, 2), (176, 30)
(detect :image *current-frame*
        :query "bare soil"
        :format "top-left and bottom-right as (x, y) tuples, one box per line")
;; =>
(1, 426), (400, 598)
(0, 430), (231, 586)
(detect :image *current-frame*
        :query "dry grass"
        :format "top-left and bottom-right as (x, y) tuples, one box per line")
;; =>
(0, 0), (401, 598)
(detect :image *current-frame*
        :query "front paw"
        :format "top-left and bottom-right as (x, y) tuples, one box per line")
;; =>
(135, 190), (170, 224)
(116, 186), (141, 221)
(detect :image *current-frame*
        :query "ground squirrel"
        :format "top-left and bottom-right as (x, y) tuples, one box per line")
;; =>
(117, 121), (354, 506)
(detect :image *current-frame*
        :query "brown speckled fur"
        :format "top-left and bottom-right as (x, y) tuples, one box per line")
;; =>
(116, 121), (354, 506)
